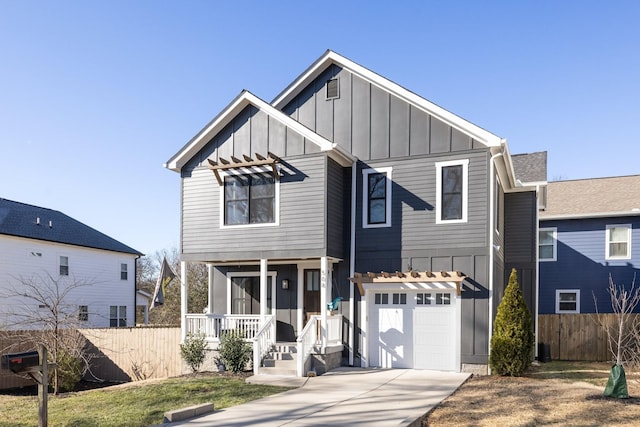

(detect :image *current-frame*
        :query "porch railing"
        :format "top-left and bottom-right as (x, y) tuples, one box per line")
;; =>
(296, 315), (319, 377)
(252, 316), (275, 375)
(185, 314), (262, 341)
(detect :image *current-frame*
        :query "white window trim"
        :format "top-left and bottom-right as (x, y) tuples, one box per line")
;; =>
(605, 224), (632, 260)
(539, 227), (557, 262)
(362, 167), (392, 229)
(219, 167), (280, 229)
(226, 271), (277, 315)
(435, 159), (469, 224)
(555, 289), (580, 314)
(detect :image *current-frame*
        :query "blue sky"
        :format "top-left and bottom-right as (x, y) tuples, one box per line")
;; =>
(1, 1), (638, 256)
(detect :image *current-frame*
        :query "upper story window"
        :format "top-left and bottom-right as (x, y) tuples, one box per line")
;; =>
(59, 256), (69, 276)
(223, 173), (277, 227)
(436, 159), (468, 224)
(539, 227), (557, 261)
(556, 289), (580, 313)
(78, 305), (89, 322)
(362, 167), (392, 228)
(606, 224), (631, 260)
(121, 263), (128, 280)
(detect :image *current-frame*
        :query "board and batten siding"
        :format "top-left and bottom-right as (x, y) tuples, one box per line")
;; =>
(282, 64), (486, 161)
(181, 154), (333, 261)
(326, 158), (347, 260)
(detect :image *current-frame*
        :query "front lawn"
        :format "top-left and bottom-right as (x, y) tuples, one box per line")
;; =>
(0, 373), (290, 427)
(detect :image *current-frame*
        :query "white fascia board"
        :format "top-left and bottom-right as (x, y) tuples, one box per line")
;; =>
(164, 90), (353, 172)
(540, 211), (640, 221)
(272, 50), (503, 148)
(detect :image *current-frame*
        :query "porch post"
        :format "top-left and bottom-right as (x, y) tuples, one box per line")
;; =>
(180, 261), (188, 343)
(207, 264), (214, 314)
(320, 256), (329, 352)
(260, 259), (267, 323)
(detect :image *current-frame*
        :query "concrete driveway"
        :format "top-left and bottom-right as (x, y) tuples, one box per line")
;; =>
(162, 368), (470, 427)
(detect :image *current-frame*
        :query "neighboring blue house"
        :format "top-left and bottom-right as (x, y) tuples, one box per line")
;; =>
(538, 175), (640, 314)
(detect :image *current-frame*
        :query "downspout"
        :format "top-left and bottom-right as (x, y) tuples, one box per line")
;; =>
(349, 159), (357, 366)
(133, 255), (141, 325)
(488, 144), (505, 373)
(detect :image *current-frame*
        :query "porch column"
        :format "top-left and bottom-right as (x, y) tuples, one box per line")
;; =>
(320, 256), (329, 352)
(180, 261), (188, 343)
(207, 264), (214, 314)
(260, 259), (268, 323)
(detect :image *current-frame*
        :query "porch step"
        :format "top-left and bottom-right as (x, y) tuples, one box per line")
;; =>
(260, 342), (298, 376)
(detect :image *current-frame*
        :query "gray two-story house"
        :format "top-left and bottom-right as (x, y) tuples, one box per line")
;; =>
(165, 50), (541, 375)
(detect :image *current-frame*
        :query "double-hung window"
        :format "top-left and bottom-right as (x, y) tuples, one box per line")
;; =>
(606, 224), (631, 260)
(223, 172), (276, 226)
(436, 159), (468, 224)
(120, 263), (128, 280)
(362, 167), (392, 228)
(59, 256), (69, 276)
(556, 290), (580, 313)
(110, 305), (127, 327)
(539, 227), (557, 261)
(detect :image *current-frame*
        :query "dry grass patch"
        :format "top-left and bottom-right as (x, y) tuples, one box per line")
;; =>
(426, 362), (640, 427)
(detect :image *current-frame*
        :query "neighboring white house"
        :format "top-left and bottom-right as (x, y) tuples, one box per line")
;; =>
(0, 198), (143, 329)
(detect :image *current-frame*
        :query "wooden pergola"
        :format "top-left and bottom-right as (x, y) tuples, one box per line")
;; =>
(207, 151), (281, 185)
(350, 270), (467, 296)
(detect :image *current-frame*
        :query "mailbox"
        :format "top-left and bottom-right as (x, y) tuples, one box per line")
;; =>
(1, 351), (40, 373)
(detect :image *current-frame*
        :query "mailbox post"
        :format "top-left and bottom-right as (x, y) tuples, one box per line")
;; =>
(1, 344), (51, 427)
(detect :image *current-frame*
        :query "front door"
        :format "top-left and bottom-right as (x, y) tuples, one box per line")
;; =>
(304, 269), (320, 323)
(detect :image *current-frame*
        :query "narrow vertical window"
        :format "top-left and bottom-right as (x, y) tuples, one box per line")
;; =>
(326, 78), (339, 99)
(78, 305), (88, 322)
(606, 224), (631, 259)
(59, 256), (69, 276)
(436, 159), (468, 224)
(539, 228), (557, 261)
(362, 167), (392, 228)
(121, 263), (128, 280)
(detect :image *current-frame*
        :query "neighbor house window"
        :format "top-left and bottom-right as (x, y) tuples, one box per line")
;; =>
(78, 305), (88, 322)
(362, 167), (392, 228)
(606, 224), (631, 260)
(110, 306), (127, 327)
(556, 290), (580, 313)
(223, 173), (276, 226)
(436, 159), (469, 224)
(120, 263), (128, 280)
(59, 256), (69, 276)
(539, 227), (557, 261)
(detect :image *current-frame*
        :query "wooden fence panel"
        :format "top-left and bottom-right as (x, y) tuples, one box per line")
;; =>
(1, 327), (181, 390)
(538, 314), (632, 362)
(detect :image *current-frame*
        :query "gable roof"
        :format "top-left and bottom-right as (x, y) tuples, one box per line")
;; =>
(540, 175), (640, 219)
(511, 151), (547, 184)
(0, 198), (143, 255)
(165, 90), (355, 172)
(272, 50), (504, 149)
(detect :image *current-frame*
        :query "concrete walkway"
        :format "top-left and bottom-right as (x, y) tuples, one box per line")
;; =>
(163, 368), (470, 427)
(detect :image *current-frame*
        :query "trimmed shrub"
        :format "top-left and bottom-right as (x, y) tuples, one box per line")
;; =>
(490, 268), (534, 376)
(53, 350), (83, 392)
(218, 330), (251, 373)
(180, 332), (208, 373)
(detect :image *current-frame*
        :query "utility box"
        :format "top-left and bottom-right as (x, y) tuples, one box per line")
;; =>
(1, 351), (40, 373)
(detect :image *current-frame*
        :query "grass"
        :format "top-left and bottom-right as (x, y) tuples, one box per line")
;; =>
(425, 361), (640, 426)
(0, 373), (290, 427)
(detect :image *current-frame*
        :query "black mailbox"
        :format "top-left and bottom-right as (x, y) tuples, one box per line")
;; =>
(1, 351), (40, 373)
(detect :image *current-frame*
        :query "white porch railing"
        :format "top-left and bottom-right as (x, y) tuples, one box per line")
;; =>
(296, 315), (319, 377)
(252, 316), (275, 375)
(326, 315), (343, 345)
(185, 314), (262, 341)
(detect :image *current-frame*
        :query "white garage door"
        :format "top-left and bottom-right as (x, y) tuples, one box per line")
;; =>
(369, 290), (457, 371)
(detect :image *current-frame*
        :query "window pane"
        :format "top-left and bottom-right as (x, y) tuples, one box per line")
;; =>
(110, 306), (117, 318)
(368, 174), (386, 198)
(559, 292), (576, 302)
(226, 201), (249, 225)
(610, 227), (628, 242)
(416, 293), (423, 305)
(393, 293), (399, 304)
(381, 293), (388, 304)
(400, 294), (407, 304)
(610, 242), (628, 257)
(250, 198), (274, 223)
(250, 175), (275, 197)
(559, 301), (576, 311)
(375, 293), (381, 304)
(442, 194), (462, 220)
(425, 293), (431, 304)
(539, 230), (553, 245)
(225, 176), (249, 199)
(540, 245), (554, 259)
(369, 199), (386, 224)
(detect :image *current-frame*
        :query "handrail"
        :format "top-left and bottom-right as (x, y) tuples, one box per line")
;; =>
(185, 314), (261, 341)
(252, 315), (275, 375)
(296, 315), (320, 377)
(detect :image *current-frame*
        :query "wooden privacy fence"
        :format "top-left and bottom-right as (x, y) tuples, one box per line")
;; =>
(0, 327), (181, 390)
(537, 314), (637, 362)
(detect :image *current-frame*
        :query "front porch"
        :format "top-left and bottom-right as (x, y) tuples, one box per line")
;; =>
(185, 313), (344, 376)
